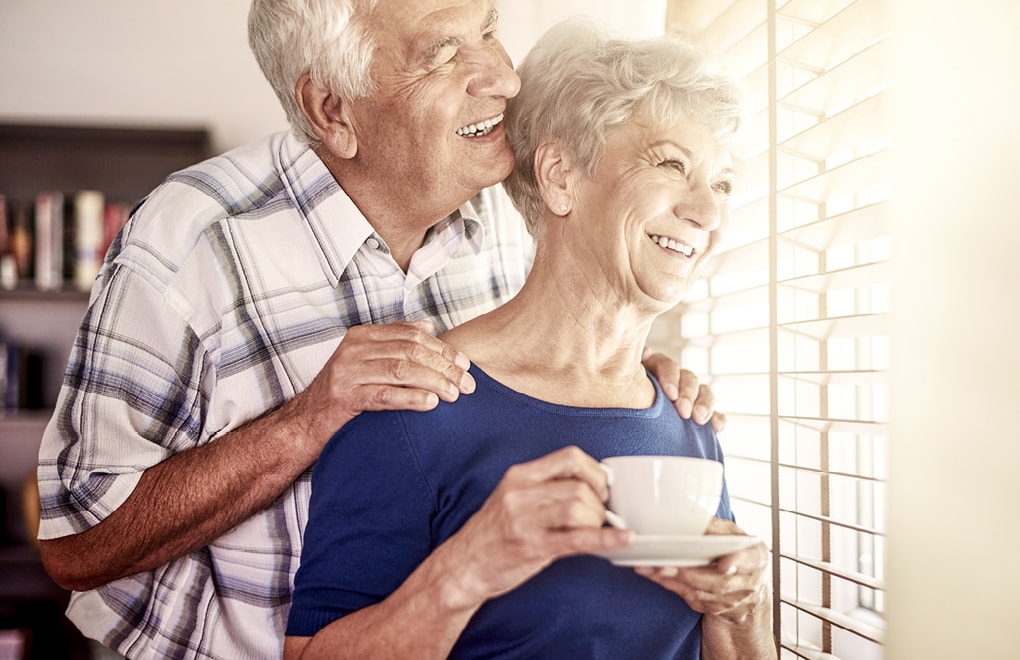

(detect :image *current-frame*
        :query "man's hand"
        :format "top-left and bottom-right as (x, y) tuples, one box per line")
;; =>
(286, 320), (477, 460)
(41, 320), (476, 592)
(641, 349), (726, 432)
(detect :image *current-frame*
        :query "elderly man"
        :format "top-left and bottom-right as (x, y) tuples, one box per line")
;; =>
(37, 1), (718, 658)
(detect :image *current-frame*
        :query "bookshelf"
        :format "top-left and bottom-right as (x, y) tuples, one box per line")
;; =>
(0, 122), (210, 653)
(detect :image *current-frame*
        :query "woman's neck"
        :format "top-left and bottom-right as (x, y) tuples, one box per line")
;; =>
(442, 249), (659, 408)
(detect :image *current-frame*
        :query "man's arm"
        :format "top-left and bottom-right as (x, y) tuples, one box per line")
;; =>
(40, 321), (474, 591)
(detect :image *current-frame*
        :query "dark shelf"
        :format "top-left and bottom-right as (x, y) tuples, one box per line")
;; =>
(0, 121), (211, 205)
(0, 285), (89, 302)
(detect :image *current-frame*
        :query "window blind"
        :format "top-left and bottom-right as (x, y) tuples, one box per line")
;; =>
(651, 1), (891, 657)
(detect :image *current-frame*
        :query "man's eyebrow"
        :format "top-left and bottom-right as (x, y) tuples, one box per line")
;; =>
(421, 7), (499, 64)
(422, 35), (463, 64)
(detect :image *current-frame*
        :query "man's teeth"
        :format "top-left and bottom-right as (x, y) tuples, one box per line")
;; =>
(649, 234), (694, 257)
(456, 113), (504, 137)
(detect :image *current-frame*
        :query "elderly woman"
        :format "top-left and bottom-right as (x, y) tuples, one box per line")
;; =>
(285, 20), (775, 659)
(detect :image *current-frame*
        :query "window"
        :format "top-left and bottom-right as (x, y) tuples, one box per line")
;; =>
(649, 1), (890, 657)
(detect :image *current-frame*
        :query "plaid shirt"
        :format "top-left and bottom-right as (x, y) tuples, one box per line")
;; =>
(36, 130), (532, 659)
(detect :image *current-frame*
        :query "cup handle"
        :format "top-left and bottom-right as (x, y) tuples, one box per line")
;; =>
(604, 508), (628, 529)
(598, 462), (627, 529)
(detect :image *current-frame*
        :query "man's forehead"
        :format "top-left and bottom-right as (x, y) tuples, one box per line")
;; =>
(370, 0), (496, 42)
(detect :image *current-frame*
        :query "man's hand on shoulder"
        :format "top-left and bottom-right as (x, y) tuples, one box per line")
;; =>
(641, 348), (726, 433)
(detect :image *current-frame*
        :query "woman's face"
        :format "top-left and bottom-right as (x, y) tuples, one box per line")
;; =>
(570, 113), (734, 310)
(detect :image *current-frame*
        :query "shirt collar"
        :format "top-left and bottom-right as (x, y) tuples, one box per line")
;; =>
(279, 131), (487, 287)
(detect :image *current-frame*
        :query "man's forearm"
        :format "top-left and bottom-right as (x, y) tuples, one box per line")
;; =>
(40, 398), (335, 591)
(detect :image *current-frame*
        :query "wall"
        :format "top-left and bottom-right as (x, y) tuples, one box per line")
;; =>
(886, 1), (1020, 658)
(0, 0), (664, 154)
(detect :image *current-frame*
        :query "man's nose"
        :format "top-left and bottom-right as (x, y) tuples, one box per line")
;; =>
(466, 40), (521, 99)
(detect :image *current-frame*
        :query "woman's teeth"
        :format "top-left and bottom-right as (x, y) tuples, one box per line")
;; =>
(456, 113), (504, 137)
(649, 234), (694, 257)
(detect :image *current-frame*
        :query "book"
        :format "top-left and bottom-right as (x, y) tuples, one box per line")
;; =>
(34, 191), (64, 290)
(9, 200), (33, 283)
(74, 190), (105, 291)
(102, 200), (130, 260)
(0, 194), (14, 289)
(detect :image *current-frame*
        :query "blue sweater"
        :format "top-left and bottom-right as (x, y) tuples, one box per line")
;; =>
(288, 365), (732, 658)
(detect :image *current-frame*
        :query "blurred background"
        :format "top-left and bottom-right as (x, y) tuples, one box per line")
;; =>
(1, 1), (1018, 659)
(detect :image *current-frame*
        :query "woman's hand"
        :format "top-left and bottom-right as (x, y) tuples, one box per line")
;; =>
(634, 517), (770, 621)
(441, 446), (634, 608)
(634, 517), (777, 658)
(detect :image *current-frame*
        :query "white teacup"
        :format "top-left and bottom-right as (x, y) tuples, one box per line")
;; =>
(602, 455), (723, 536)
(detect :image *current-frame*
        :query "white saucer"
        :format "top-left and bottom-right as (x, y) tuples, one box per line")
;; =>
(594, 534), (759, 567)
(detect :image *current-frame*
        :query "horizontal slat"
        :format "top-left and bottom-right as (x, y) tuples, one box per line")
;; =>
(665, 0), (737, 35)
(780, 149), (890, 202)
(784, 554), (886, 591)
(783, 598), (887, 644)
(699, 239), (770, 280)
(696, 0), (766, 56)
(782, 643), (842, 660)
(780, 90), (889, 160)
(676, 324), (770, 350)
(780, 414), (887, 435)
(779, 260), (890, 293)
(779, 369), (886, 386)
(781, 37), (892, 115)
(778, 0), (889, 72)
(779, 312), (888, 340)
(682, 282), (768, 314)
(778, 0), (856, 26)
(720, 20), (769, 80)
(780, 202), (887, 252)
(778, 508), (884, 537)
(737, 148), (770, 192)
(729, 197), (770, 241)
(779, 462), (885, 485)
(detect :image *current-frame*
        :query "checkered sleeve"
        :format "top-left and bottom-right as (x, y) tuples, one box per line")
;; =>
(37, 260), (209, 539)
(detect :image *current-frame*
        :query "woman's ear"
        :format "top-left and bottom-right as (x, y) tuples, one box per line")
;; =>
(295, 73), (358, 159)
(534, 141), (575, 216)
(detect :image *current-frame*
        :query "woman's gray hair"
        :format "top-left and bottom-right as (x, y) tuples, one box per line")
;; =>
(248, 0), (379, 144)
(503, 20), (748, 236)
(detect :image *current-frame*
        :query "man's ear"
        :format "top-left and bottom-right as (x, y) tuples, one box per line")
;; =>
(534, 141), (575, 216)
(295, 73), (358, 159)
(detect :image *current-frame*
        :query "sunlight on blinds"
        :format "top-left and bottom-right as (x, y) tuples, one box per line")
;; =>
(648, 1), (891, 657)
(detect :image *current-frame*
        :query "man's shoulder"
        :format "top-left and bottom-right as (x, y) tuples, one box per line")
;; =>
(113, 132), (311, 274)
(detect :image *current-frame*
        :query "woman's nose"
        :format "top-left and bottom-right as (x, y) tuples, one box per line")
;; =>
(678, 181), (723, 233)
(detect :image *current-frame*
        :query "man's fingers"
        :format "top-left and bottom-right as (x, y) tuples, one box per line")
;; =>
(710, 410), (727, 433)
(642, 351), (682, 404)
(690, 382), (715, 425)
(341, 323), (475, 398)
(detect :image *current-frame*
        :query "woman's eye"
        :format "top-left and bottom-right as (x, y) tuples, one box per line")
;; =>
(713, 180), (734, 196)
(660, 159), (687, 174)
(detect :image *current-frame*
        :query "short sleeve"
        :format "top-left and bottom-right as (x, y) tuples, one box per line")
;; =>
(286, 411), (436, 637)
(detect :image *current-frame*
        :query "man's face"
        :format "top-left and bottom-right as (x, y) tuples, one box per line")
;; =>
(345, 0), (520, 219)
